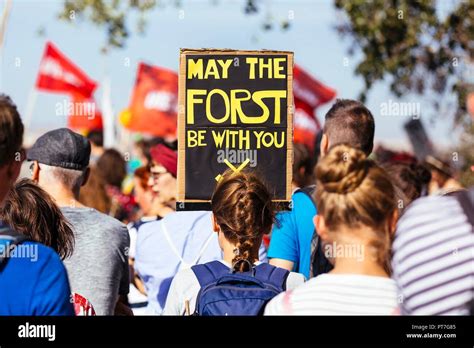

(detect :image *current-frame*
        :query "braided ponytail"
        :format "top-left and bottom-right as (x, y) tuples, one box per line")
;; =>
(211, 171), (275, 273)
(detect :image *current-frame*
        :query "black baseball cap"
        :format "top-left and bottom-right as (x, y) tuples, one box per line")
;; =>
(27, 128), (91, 170)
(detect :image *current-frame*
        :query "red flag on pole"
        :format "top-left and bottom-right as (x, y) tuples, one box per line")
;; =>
(121, 62), (178, 138)
(36, 41), (97, 98)
(293, 65), (336, 152)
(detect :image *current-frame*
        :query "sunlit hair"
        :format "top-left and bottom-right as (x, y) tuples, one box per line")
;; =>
(134, 166), (150, 190)
(211, 171), (274, 272)
(314, 144), (396, 268)
(1, 178), (75, 259)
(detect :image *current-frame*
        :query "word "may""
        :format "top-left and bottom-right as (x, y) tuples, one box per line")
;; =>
(188, 57), (287, 80)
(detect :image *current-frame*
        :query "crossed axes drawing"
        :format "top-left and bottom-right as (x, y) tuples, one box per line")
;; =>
(215, 158), (251, 182)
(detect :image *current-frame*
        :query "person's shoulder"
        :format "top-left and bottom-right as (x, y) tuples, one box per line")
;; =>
(291, 189), (316, 212)
(138, 216), (162, 232)
(90, 209), (126, 226)
(160, 211), (213, 234)
(63, 207), (123, 226)
(163, 211), (212, 225)
(264, 288), (294, 315)
(401, 194), (456, 216)
(287, 273), (329, 295)
(172, 267), (199, 290)
(73, 209), (129, 246)
(82, 208), (128, 234)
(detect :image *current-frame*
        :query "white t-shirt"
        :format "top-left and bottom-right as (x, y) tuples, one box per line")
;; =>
(265, 273), (399, 315)
(163, 260), (305, 315)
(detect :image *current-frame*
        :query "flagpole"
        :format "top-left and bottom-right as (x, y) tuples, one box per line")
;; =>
(101, 51), (116, 149)
(101, 75), (115, 148)
(0, 0), (13, 91)
(0, 0), (12, 51)
(23, 87), (38, 132)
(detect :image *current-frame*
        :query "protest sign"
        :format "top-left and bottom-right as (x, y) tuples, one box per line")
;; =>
(177, 49), (294, 210)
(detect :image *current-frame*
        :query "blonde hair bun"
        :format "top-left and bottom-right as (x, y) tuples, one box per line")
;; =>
(316, 144), (369, 194)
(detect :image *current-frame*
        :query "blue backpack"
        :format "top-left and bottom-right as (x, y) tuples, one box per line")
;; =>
(191, 260), (289, 316)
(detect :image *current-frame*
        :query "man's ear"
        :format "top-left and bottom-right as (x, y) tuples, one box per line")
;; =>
(314, 214), (329, 242)
(389, 209), (399, 237)
(320, 133), (329, 158)
(211, 213), (220, 233)
(31, 160), (40, 182)
(81, 167), (90, 187)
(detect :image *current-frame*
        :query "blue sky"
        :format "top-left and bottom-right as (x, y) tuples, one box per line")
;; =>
(0, 0), (457, 149)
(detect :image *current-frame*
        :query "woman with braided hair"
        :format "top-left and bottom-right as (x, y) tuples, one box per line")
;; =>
(265, 144), (399, 315)
(163, 171), (304, 315)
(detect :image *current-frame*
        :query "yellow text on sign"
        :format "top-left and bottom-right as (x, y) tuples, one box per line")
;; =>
(245, 57), (286, 79)
(186, 89), (286, 125)
(187, 57), (286, 80)
(187, 130), (207, 147)
(188, 59), (233, 79)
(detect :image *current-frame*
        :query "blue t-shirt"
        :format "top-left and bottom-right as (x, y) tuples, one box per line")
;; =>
(0, 235), (74, 316)
(267, 191), (317, 279)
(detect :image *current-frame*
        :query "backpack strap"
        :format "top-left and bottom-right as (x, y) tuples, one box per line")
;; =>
(190, 231), (215, 266)
(254, 263), (290, 291)
(191, 261), (230, 288)
(161, 220), (216, 270)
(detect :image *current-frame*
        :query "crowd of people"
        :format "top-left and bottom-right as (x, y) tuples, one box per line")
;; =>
(0, 93), (472, 316)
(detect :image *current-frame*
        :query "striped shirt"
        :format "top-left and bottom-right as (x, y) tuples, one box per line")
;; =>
(392, 194), (474, 315)
(264, 273), (398, 315)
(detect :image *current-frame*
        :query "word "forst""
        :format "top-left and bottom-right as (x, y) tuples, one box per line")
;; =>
(187, 89), (286, 125)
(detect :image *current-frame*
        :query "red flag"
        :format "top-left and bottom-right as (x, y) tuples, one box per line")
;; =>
(36, 41), (97, 98)
(123, 63), (178, 138)
(293, 65), (336, 108)
(294, 99), (322, 152)
(293, 65), (336, 152)
(67, 93), (103, 131)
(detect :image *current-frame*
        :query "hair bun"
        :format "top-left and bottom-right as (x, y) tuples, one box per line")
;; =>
(316, 144), (370, 194)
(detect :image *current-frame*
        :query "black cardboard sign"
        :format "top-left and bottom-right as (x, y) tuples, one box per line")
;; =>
(177, 49), (294, 210)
